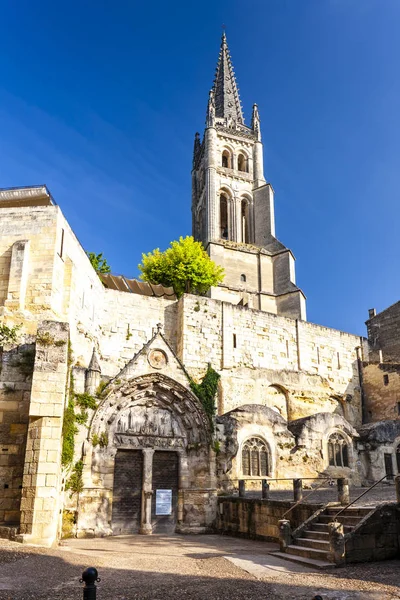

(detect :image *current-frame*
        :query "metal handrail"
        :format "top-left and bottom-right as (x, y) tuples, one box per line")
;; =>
(332, 474), (388, 521)
(281, 478), (331, 519)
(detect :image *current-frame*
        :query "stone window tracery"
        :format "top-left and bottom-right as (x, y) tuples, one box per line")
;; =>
(242, 437), (270, 477)
(328, 432), (349, 468)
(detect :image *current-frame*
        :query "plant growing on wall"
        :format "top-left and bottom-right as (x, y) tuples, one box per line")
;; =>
(138, 236), (224, 298)
(65, 460), (84, 495)
(87, 252), (111, 274)
(0, 322), (21, 346)
(190, 364), (220, 430)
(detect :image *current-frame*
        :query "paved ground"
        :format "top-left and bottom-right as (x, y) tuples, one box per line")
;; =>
(245, 483), (397, 507)
(0, 534), (400, 600)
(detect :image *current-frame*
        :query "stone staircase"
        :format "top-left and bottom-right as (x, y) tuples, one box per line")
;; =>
(273, 506), (372, 569)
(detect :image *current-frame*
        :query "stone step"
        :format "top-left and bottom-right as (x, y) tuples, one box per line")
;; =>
(286, 544), (330, 562)
(303, 529), (329, 541)
(272, 551), (335, 570)
(326, 507), (371, 517)
(318, 514), (362, 526)
(296, 537), (330, 551)
(311, 522), (353, 533)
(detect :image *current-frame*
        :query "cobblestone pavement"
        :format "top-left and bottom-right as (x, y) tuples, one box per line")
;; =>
(0, 534), (399, 600)
(245, 484), (397, 506)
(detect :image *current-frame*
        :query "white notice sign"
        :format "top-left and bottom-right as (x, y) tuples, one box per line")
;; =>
(155, 489), (172, 515)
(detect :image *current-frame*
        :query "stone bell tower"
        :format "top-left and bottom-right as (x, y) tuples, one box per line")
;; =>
(192, 33), (306, 320)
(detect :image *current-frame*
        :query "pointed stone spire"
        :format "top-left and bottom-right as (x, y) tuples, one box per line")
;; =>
(211, 32), (244, 125)
(193, 132), (201, 168)
(88, 348), (101, 373)
(85, 347), (101, 395)
(251, 103), (261, 141)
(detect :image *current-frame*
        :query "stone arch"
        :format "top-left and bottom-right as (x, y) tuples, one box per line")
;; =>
(82, 373), (214, 537)
(265, 384), (288, 421)
(239, 193), (253, 244)
(218, 187), (234, 241)
(237, 149), (249, 173)
(221, 147), (233, 169)
(90, 372), (211, 447)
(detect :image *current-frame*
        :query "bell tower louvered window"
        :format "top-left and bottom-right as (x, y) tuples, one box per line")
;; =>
(241, 438), (270, 477)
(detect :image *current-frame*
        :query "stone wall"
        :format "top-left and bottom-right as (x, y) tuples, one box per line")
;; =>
(366, 302), (400, 363)
(179, 295), (363, 425)
(345, 503), (400, 563)
(217, 497), (323, 541)
(363, 363), (400, 422)
(0, 343), (35, 523)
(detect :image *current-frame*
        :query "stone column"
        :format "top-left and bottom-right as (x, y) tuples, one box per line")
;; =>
(205, 126), (218, 243)
(293, 478), (303, 502)
(140, 449), (154, 535)
(5, 240), (30, 311)
(19, 321), (69, 546)
(337, 478), (350, 505)
(262, 479), (270, 500)
(278, 519), (291, 551)
(328, 521), (345, 565)
(395, 475), (400, 503)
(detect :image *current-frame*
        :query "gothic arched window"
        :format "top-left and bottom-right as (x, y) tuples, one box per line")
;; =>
(220, 194), (229, 240)
(328, 432), (349, 468)
(238, 153), (247, 172)
(242, 438), (270, 477)
(222, 150), (231, 169)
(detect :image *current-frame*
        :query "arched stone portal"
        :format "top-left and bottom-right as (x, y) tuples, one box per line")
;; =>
(80, 373), (215, 537)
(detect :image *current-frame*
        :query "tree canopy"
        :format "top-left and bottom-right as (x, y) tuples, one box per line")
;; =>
(138, 236), (224, 298)
(87, 252), (111, 274)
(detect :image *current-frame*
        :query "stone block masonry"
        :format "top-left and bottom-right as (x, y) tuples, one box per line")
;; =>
(18, 320), (69, 546)
(0, 343), (35, 523)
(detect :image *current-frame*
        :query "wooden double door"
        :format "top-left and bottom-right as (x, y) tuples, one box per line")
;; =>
(112, 449), (179, 534)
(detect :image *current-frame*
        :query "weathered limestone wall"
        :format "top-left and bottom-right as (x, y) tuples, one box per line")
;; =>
(217, 497), (323, 541)
(366, 302), (400, 363)
(178, 295), (363, 425)
(0, 343), (35, 523)
(0, 207), (58, 323)
(363, 363), (400, 422)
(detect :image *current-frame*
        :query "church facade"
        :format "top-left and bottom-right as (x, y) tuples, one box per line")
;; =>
(0, 35), (395, 546)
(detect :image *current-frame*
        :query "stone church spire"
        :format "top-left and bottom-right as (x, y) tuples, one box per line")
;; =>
(211, 32), (243, 124)
(191, 33), (306, 320)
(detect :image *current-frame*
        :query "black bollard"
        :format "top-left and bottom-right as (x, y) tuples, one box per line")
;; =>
(81, 567), (100, 600)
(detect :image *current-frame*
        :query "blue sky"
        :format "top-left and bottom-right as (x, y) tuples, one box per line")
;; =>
(1, 0), (399, 336)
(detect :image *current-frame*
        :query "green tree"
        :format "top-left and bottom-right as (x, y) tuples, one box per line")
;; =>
(138, 236), (224, 298)
(87, 252), (111, 274)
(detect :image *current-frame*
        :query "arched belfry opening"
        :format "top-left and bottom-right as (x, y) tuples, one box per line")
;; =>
(83, 373), (214, 537)
(220, 194), (229, 240)
(222, 149), (231, 168)
(237, 153), (247, 172)
(241, 200), (250, 243)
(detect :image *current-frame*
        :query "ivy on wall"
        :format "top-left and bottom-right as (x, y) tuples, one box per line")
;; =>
(190, 364), (220, 430)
